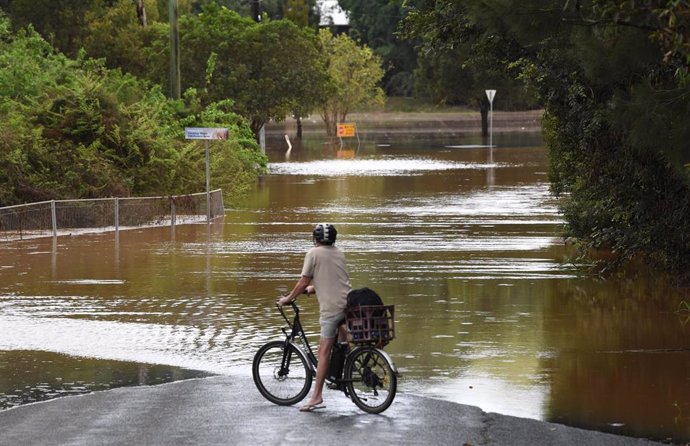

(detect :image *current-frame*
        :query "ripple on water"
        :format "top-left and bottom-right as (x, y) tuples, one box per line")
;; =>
(268, 158), (498, 176)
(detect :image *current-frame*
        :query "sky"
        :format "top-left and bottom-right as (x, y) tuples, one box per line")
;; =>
(318, 0), (349, 26)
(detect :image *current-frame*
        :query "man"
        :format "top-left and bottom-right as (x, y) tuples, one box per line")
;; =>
(277, 223), (351, 412)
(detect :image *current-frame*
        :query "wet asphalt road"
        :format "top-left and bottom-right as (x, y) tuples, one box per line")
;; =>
(0, 375), (662, 445)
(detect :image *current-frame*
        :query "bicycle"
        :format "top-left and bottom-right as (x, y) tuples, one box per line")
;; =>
(252, 301), (398, 414)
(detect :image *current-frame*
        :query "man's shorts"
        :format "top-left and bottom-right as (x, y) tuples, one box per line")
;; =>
(320, 313), (346, 339)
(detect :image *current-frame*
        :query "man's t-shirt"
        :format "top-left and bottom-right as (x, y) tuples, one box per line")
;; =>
(301, 244), (351, 320)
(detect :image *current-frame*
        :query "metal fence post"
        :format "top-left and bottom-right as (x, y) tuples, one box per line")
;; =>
(114, 198), (119, 232)
(51, 200), (57, 237)
(170, 196), (176, 227)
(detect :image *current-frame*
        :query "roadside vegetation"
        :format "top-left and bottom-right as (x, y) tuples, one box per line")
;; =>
(0, 1), (385, 207)
(402, 1), (690, 284)
(0, 0), (688, 283)
(0, 12), (265, 207)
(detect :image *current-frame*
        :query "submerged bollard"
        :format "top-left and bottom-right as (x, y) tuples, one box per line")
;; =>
(285, 134), (292, 159)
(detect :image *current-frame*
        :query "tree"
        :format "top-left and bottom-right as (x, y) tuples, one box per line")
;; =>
(210, 0), (322, 28)
(134, 0), (147, 27)
(83, 0), (162, 80)
(318, 29), (385, 136)
(177, 5), (329, 139)
(402, 0), (690, 283)
(338, 0), (417, 96)
(231, 19), (329, 136)
(82, 3), (331, 141)
(285, 0), (309, 27)
(401, 0), (536, 135)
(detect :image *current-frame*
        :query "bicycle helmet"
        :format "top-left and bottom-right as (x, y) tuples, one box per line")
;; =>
(313, 223), (337, 245)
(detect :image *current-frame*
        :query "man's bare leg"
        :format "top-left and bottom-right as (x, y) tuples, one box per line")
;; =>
(302, 336), (335, 408)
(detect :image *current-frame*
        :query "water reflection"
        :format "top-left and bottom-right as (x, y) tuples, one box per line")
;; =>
(269, 158), (494, 176)
(0, 134), (688, 442)
(0, 350), (209, 409)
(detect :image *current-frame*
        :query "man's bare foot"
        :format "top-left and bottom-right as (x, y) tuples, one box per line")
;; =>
(299, 398), (324, 412)
(305, 397), (323, 407)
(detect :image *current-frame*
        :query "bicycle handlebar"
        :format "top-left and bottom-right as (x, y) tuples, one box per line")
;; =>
(276, 301), (298, 328)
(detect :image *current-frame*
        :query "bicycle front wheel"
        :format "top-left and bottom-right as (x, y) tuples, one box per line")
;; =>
(252, 340), (312, 406)
(344, 346), (397, 414)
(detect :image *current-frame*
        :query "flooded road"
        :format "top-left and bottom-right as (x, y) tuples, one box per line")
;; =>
(1, 132), (688, 443)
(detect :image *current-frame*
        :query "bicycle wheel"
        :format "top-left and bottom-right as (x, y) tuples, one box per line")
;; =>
(252, 340), (312, 406)
(344, 345), (397, 414)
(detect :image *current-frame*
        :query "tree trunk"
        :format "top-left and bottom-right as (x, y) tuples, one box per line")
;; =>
(251, 119), (264, 143)
(168, 0), (180, 99)
(135, 0), (147, 28)
(296, 116), (303, 139)
(322, 113), (335, 136)
(480, 98), (489, 137)
(252, 0), (262, 22)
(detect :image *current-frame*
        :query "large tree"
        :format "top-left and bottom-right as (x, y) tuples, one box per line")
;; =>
(200, 0), (322, 27)
(338, 0), (417, 96)
(177, 4), (329, 138)
(402, 0), (536, 134)
(318, 29), (385, 136)
(82, 3), (330, 140)
(403, 0), (690, 283)
(84, 0), (163, 80)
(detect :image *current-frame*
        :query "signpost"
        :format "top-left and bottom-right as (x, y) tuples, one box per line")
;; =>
(336, 122), (360, 150)
(185, 127), (229, 222)
(337, 123), (356, 138)
(485, 90), (496, 150)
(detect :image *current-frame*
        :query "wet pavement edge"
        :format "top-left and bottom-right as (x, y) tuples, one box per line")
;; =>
(0, 375), (662, 446)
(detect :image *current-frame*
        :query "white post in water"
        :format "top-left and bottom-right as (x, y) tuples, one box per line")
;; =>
(485, 89), (496, 163)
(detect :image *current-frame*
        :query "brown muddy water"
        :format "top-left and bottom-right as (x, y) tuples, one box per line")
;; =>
(1, 131), (688, 443)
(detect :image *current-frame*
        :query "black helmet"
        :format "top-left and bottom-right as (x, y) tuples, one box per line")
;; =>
(313, 223), (337, 244)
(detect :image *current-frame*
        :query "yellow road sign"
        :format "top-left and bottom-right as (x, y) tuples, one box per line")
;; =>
(337, 123), (356, 137)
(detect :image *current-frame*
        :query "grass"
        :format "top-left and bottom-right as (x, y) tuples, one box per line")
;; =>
(356, 96), (474, 114)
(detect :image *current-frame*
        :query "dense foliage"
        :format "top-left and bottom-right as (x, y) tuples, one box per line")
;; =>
(0, 1), (386, 208)
(77, 2), (379, 141)
(318, 29), (385, 136)
(174, 4), (330, 135)
(0, 14), (265, 206)
(404, 0), (690, 283)
(337, 0), (417, 96)
(221, 0), (322, 27)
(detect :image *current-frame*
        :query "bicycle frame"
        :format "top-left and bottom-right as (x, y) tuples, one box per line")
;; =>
(275, 303), (399, 383)
(277, 303), (318, 374)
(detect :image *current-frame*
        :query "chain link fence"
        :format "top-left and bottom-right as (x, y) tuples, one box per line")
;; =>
(0, 189), (224, 241)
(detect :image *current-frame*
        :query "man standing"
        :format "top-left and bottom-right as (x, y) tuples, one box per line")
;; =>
(277, 223), (351, 412)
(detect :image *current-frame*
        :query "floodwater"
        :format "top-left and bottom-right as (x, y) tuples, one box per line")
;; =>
(1, 132), (689, 443)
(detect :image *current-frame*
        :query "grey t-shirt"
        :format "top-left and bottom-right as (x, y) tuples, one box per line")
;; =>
(300, 244), (351, 320)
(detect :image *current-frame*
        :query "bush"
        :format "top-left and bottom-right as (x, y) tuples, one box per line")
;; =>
(0, 16), (265, 207)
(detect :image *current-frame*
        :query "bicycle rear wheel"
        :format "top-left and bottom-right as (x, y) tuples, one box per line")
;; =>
(253, 340), (312, 406)
(344, 345), (397, 414)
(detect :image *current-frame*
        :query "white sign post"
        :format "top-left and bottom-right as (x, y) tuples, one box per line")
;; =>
(485, 90), (496, 150)
(185, 127), (229, 222)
